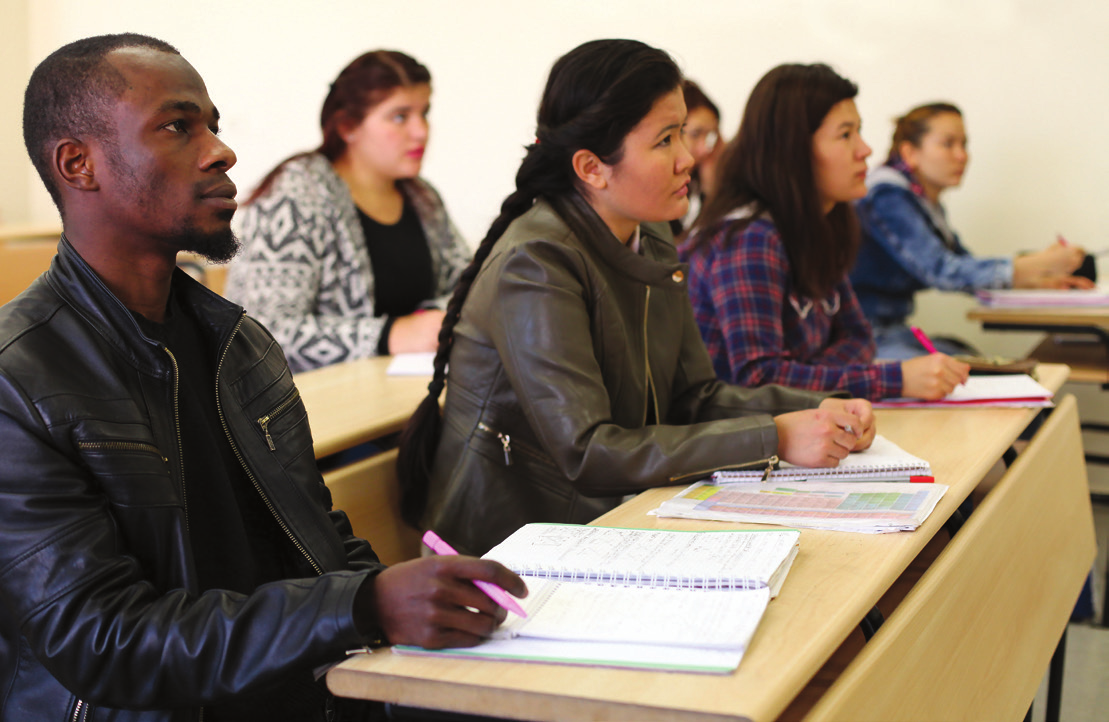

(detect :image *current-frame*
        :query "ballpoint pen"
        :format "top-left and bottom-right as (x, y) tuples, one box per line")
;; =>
(422, 529), (528, 617)
(910, 326), (939, 354)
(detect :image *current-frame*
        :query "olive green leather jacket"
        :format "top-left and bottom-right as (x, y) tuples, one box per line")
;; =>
(427, 196), (833, 554)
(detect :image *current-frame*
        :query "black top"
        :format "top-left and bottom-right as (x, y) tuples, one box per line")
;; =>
(135, 295), (330, 720)
(359, 199), (434, 318)
(358, 200), (434, 355)
(133, 295), (298, 594)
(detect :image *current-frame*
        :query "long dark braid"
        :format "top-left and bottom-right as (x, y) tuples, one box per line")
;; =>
(396, 39), (682, 526)
(396, 145), (571, 524)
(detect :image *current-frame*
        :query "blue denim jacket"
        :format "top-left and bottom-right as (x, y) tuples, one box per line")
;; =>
(850, 164), (1011, 327)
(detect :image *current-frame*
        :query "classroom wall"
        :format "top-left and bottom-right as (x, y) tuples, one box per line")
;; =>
(7, 0), (1109, 355)
(1, 0), (31, 225)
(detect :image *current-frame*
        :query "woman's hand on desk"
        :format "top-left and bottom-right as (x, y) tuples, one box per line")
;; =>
(774, 398), (874, 467)
(900, 353), (970, 400)
(388, 309), (446, 354)
(364, 556), (527, 649)
(1035, 274), (1096, 290)
(1012, 242), (1088, 288)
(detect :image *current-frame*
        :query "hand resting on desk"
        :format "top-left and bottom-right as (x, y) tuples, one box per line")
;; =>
(774, 397), (875, 468)
(361, 556), (527, 649)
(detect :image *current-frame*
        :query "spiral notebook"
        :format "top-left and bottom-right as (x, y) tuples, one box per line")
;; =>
(711, 434), (931, 482)
(393, 524), (800, 673)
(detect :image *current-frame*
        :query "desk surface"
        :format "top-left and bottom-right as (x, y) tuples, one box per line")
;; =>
(295, 356), (431, 459)
(968, 305), (1109, 334)
(327, 364), (1080, 722)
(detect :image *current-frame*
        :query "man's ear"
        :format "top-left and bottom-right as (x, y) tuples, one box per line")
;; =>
(53, 139), (100, 192)
(571, 149), (609, 192)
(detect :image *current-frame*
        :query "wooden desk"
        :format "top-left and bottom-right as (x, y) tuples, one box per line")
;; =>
(296, 356), (431, 564)
(0, 238), (58, 306)
(295, 356), (431, 460)
(327, 364), (1094, 721)
(0, 222), (61, 243)
(968, 305), (1109, 339)
(1028, 336), (1109, 385)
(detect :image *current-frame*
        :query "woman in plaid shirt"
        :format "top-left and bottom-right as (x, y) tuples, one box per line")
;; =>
(680, 64), (968, 402)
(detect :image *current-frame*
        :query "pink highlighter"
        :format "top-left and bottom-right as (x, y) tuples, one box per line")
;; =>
(910, 326), (939, 354)
(422, 530), (527, 617)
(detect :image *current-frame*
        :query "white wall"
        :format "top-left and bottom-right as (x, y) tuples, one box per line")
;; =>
(1, 0), (30, 225)
(13, 0), (1109, 355)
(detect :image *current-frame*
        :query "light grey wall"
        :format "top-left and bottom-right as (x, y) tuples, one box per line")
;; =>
(1, 0), (31, 224)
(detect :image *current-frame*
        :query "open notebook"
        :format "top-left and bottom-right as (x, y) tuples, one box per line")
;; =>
(394, 524), (800, 674)
(873, 374), (1054, 409)
(711, 434), (931, 482)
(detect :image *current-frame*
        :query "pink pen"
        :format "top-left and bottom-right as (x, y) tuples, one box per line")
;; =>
(910, 326), (938, 354)
(422, 530), (527, 617)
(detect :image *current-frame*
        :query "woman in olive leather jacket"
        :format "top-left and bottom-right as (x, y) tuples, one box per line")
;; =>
(398, 39), (876, 555)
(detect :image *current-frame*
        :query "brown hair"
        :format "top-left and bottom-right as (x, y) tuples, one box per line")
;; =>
(396, 39), (683, 525)
(886, 102), (962, 164)
(691, 63), (860, 300)
(681, 79), (719, 120)
(247, 50), (430, 203)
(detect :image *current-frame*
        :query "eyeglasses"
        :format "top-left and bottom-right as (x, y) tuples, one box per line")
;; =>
(685, 128), (719, 150)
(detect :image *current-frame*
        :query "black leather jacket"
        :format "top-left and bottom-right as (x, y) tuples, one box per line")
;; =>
(0, 239), (384, 721)
(427, 198), (833, 554)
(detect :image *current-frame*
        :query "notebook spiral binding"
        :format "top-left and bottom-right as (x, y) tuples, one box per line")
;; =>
(516, 565), (764, 590)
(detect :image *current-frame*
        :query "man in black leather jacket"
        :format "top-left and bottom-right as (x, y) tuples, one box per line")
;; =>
(0, 34), (524, 721)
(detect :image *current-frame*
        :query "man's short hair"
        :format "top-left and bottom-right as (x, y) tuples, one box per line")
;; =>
(23, 33), (180, 214)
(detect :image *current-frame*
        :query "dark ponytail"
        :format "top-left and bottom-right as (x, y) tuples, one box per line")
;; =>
(397, 39), (682, 526)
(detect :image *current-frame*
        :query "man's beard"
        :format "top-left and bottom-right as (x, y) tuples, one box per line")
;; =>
(180, 223), (241, 264)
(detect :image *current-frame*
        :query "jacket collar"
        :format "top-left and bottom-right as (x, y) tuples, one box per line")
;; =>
(46, 235), (245, 379)
(552, 193), (686, 287)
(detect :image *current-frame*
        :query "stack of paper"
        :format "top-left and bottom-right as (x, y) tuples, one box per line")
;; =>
(394, 524), (801, 673)
(652, 481), (948, 534)
(976, 286), (1109, 307)
(873, 374), (1054, 409)
(712, 435), (931, 482)
(385, 352), (436, 376)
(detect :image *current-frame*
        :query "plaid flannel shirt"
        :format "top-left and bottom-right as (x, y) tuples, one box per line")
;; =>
(681, 216), (903, 401)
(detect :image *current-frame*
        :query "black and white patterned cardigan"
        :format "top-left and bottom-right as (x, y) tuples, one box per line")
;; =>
(224, 153), (470, 372)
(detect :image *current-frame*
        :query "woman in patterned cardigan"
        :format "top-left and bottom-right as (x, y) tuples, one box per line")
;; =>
(225, 50), (469, 372)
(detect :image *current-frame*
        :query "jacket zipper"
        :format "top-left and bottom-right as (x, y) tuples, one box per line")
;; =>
(476, 421), (512, 465)
(641, 287), (659, 426)
(213, 315), (322, 576)
(70, 699), (88, 722)
(476, 422), (555, 467)
(164, 346), (208, 722)
(668, 455), (780, 484)
(164, 347), (187, 533)
(257, 388), (302, 451)
(76, 441), (168, 462)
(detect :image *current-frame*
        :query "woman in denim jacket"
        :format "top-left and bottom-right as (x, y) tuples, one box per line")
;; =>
(851, 103), (1090, 359)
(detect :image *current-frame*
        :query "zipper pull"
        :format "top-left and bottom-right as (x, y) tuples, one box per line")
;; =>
(499, 433), (513, 466)
(761, 455), (780, 483)
(258, 416), (275, 451)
